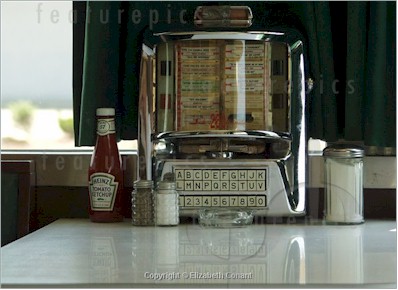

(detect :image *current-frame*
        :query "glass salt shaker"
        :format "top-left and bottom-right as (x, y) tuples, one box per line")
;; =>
(132, 180), (155, 226)
(156, 181), (179, 226)
(323, 144), (364, 224)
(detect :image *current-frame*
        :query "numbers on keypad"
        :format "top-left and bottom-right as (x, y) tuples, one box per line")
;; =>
(185, 196), (193, 206)
(211, 196), (219, 206)
(181, 195), (266, 207)
(230, 196), (238, 206)
(194, 196), (202, 206)
(179, 196), (185, 206)
(203, 196), (210, 206)
(248, 196), (256, 207)
(220, 197), (229, 206)
(239, 197), (247, 206)
(256, 196), (266, 206)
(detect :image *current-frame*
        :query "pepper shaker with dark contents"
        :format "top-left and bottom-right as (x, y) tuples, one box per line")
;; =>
(132, 180), (155, 226)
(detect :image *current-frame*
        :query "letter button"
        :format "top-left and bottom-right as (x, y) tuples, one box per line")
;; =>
(176, 180), (184, 190)
(212, 170), (220, 180)
(212, 181), (221, 191)
(256, 181), (265, 191)
(230, 181), (238, 191)
(247, 170), (256, 180)
(238, 170), (247, 180)
(175, 169), (184, 181)
(203, 170), (211, 180)
(257, 170), (266, 180)
(203, 181), (212, 191)
(229, 170), (238, 180)
(185, 170), (194, 180)
(194, 170), (202, 180)
(220, 170), (229, 181)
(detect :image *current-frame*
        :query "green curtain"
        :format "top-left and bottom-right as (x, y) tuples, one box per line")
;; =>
(363, 2), (396, 148)
(73, 1), (200, 146)
(336, 1), (395, 148)
(74, 1), (143, 146)
(73, 1), (396, 148)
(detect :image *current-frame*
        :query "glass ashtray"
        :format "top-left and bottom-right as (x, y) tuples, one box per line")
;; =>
(198, 208), (254, 228)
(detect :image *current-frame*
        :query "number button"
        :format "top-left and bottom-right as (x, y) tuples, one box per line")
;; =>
(211, 196), (220, 207)
(256, 196), (266, 207)
(179, 196), (185, 206)
(248, 196), (256, 207)
(194, 196), (202, 207)
(239, 196), (247, 206)
(203, 196), (211, 207)
(220, 196), (229, 207)
(230, 196), (238, 207)
(185, 196), (193, 207)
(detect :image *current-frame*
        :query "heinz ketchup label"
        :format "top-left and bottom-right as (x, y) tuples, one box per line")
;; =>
(89, 173), (119, 211)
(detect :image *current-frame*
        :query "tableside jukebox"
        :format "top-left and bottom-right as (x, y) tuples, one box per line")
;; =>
(137, 6), (309, 217)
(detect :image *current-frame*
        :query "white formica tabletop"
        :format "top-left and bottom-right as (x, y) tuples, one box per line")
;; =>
(1, 219), (396, 288)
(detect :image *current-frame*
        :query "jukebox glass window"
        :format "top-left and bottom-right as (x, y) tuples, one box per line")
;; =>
(155, 38), (290, 134)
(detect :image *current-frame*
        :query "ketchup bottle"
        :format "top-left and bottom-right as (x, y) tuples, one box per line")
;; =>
(88, 108), (123, 222)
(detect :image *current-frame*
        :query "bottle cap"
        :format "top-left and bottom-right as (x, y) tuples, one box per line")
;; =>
(96, 108), (115, 116)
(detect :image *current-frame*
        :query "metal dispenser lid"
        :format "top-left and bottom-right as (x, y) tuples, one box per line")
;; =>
(323, 144), (364, 158)
(157, 181), (176, 191)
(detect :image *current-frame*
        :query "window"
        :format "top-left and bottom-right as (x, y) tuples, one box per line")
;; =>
(1, 1), (73, 150)
(1, 1), (135, 150)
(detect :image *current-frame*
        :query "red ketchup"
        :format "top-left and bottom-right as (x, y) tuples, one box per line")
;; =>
(88, 108), (123, 222)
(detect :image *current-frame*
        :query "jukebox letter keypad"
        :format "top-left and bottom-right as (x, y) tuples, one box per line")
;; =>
(175, 168), (267, 207)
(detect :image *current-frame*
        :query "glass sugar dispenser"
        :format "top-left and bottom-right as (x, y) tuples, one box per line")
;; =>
(155, 181), (179, 226)
(323, 144), (365, 224)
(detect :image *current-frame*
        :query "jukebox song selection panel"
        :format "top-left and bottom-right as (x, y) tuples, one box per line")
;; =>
(175, 168), (267, 207)
(176, 40), (269, 131)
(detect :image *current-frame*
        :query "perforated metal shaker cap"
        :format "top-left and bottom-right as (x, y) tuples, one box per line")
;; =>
(133, 179), (153, 188)
(323, 144), (364, 158)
